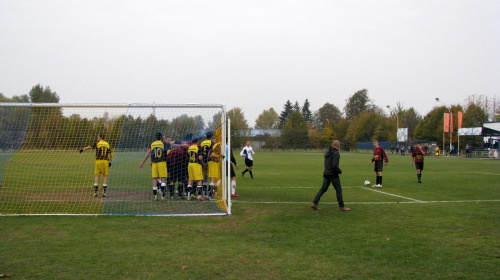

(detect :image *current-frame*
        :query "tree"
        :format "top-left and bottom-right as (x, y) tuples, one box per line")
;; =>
(0, 93), (31, 103)
(293, 101), (301, 112)
(255, 108), (279, 130)
(313, 102), (342, 130)
(463, 94), (500, 121)
(0, 93), (13, 102)
(29, 84), (60, 103)
(280, 111), (309, 148)
(414, 107), (447, 145)
(13, 94), (30, 102)
(344, 89), (372, 121)
(401, 108), (421, 141)
(463, 103), (487, 127)
(279, 100), (293, 128)
(301, 99), (313, 124)
(227, 107), (250, 148)
(353, 111), (388, 143)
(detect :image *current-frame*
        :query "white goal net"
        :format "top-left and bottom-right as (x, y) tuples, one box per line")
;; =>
(0, 103), (230, 216)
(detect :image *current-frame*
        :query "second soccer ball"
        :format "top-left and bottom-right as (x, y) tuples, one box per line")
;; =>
(364, 180), (371, 186)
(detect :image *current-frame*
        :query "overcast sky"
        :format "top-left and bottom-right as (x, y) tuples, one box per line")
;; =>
(1, 0), (498, 126)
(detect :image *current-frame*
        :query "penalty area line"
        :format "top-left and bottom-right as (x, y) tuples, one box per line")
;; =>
(363, 187), (423, 202)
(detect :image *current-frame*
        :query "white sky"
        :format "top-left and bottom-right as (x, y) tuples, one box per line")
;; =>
(1, 0), (499, 127)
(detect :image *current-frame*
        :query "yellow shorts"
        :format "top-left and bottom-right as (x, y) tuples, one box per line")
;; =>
(95, 160), (109, 175)
(208, 161), (221, 179)
(188, 163), (203, 181)
(152, 161), (167, 178)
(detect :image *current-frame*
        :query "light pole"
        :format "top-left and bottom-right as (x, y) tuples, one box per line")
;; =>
(435, 98), (452, 155)
(386, 105), (399, 149)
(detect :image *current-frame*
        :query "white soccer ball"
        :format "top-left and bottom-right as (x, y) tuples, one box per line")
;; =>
(364, 180), (371, 186)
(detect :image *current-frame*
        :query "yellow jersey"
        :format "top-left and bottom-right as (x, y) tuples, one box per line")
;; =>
(150, 140), (166, 163)
(92, 140), (111, 161)
(188, 144), (201, 164)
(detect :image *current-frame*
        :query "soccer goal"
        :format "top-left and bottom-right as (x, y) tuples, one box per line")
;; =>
(0, 103), (231, 216)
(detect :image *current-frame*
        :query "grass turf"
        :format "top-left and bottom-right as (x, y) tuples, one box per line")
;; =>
(1, 151), (499, 279)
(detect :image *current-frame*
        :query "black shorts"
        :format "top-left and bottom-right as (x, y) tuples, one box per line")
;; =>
(245, 158), (253, 167)
(415, 162), (424, 171)
(167, 164), (187, 183)
(227, 163), (236, 177)
(374, 161), (383, 172)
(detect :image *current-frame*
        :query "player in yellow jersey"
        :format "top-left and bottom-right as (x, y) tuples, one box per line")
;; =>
(139, 132), (168, 201)
(200, 132), (214, 198)
(80, 134), (113, 197)
(208, 141), (222, 199)
(187, 138), (204, 201)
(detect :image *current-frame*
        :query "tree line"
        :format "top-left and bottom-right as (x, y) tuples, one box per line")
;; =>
(230, 89), (499, 150)
(2, 85), (499, 150)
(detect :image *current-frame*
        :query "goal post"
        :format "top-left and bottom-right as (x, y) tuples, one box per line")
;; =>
(0, 103), (230, 216)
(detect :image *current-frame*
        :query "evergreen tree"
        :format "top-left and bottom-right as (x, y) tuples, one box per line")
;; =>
(279, 100), (293, 128)
(301, 99), (313, 124)
(293, 101), (301, 112)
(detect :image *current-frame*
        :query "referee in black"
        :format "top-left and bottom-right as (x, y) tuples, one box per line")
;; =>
(311, 140), (351, 212)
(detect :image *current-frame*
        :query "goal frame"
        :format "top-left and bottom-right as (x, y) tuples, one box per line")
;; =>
(0, 102), (231, 216)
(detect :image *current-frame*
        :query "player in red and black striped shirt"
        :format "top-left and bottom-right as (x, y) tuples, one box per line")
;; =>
(370, 140), (388, 188)
(412, 142), (426, 183)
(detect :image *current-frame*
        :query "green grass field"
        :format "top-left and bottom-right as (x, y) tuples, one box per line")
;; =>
(1, 151), (499, 279)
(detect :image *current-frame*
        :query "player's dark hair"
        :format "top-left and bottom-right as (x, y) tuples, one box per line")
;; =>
(156, 132), (163, 140)
(192, 138), (199, 143)
(98, 133), (105, 139)
(206, 132), (213, 139)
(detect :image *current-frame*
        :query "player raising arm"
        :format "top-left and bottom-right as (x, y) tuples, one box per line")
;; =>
(139, 132), (168, 201)
(80, 133), (112, 197)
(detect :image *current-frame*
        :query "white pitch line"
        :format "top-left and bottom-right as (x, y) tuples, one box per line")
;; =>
(473, 172), (500, 176)
(363, 187), (423, 202)
(245, 186), (352, 189)
(234, 200), (500, 205)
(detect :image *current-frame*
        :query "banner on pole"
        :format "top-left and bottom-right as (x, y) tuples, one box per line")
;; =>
(458, 111), (463, 128)
(444, 113), (450, 132)
(397, 128), (408, 142)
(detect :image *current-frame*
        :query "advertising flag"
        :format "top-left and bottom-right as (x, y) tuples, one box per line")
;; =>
(458, 111), (463, 128)
(444, 113), (450, 132)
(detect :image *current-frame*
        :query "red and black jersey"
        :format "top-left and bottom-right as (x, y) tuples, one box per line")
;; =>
(167, 147), (188, 166)
(412, 147), (426, 163)
(372, 146), (388, 163)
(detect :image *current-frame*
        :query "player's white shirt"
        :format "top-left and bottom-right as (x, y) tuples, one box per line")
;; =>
(240, 146), (254, 161)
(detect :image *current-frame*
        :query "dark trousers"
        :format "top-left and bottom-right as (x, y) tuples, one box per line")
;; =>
(313, 176), (344, 208)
